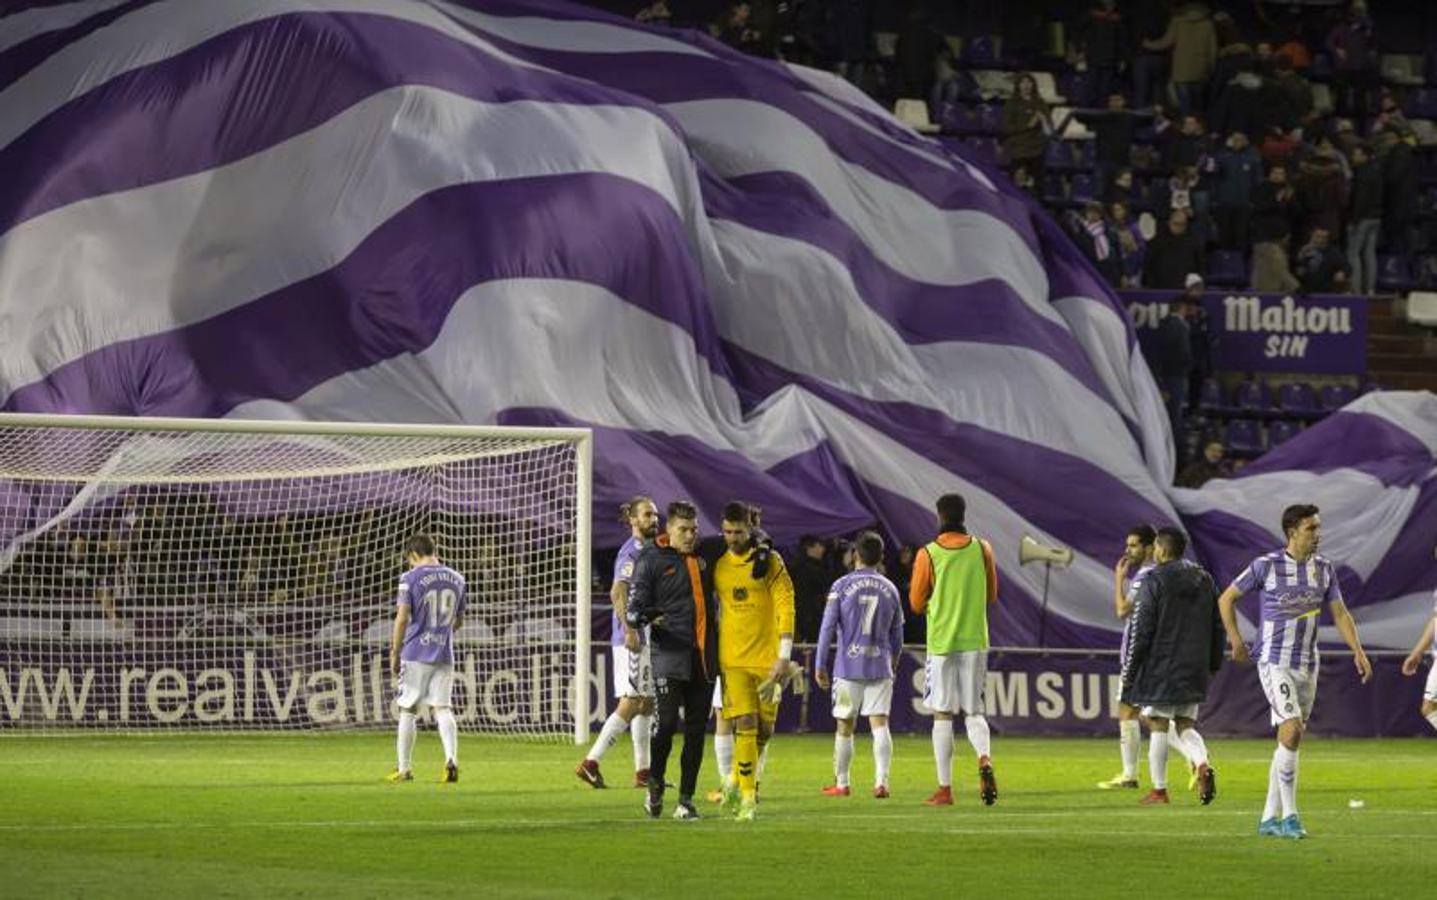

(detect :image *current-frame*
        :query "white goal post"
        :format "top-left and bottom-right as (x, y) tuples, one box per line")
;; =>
(0, 413), (592, 743)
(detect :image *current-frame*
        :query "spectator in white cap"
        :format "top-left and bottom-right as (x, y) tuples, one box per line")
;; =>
(1176, 274), (1213, 425)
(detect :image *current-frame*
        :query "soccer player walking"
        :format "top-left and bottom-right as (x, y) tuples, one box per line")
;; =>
(387, 533), (466, 784)
(1217, 503), (1372, 839)
(1121, 527), (1222, 806)
(910, 494), (999, 806)
(815, 532), (904, 798)
(1099, 525), (1158, 790)
(576, 496), (659, 789)
(625, 501), (718, 820)
(710, 502), (795, 821)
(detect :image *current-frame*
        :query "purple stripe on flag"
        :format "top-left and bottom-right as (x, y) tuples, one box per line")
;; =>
(722, 342), (1176, 567)
(0, 11), (683, 235)
(1230, 410), (1434, 485)
(702, 169), (1115, 402)
(2, 172), (729, 413)
(0, 0), (157, 93)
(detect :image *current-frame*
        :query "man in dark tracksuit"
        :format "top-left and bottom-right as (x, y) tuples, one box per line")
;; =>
(626, 500), (718, 820)
(1122, 526), (1224, 807)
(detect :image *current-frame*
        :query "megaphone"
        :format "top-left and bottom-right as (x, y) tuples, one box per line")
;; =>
(1019, 534), (1074, 567)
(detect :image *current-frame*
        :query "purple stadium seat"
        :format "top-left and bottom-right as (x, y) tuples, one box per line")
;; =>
(1198, 378), (1223, 411)
(1044, 141), (1074, 170)
(965, 136), (999, 165)
(1320, 383), (1356, 411)
(1233, 380), (1270, 411)
(1277, 382), (1318, 414)
(937, 102), (973, 133)
(1058, 71), (1092, 107)
(1268, 420), (1301, 446)
(978, 103), (1002, 134)
(1069, 172), (1097, 202)
(1377, 254), (1415, 293)
(1206, 250), (1247, 287)
(1073, 141), (1095, 169)
(1224, 419), (1262, 454)
(1407, 87), (1437, 119)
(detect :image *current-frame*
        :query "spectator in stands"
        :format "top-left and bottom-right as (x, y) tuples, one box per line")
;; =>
(1346, 142), (1382, 296)
(893, 544), (926, 644)
(1157, 164), (1202, 220)
(1370, 90), (1406, 137)
(894, 4), (944, 103)
(1151, 294), (1194, 444)
(713, 3), (765, 55)
(826, 0), (874, 86)
(1105, 167), (1137, 208)
(1252, 161), (1296, 244)
(1258, 124), (1300, 165)
(1294, 227), (1349, 294)
(1379, 128), (1419, 258)
(1210, 65), (1271, 141)
(1081, 92), (1140, 202)
(634, 2), (670, 27)
(1210, 12), (1250, 90)
(791, 534), (834, 643)
(1144, 209), (1204, 290)
(1295, 146), (1347, 241)
(1142, 2), (1218, 117)
(1325, 1), (1377, 123)
(1109, 200), (1147, 288)
(1161, 114), (1207, 172)
(1252, 236), (1300, 294)
(1179, 273), (1214, 415)
(1075, 201), (1121, 287)
(1130, 2), (1173, 110)
(1002, 73), (1050, 178)
(1176, 439), (1227, 488)
(1082, 0), (1127, 107)
(1213, 131), (1262, 249)
(1270, 55), (1314, 132)
(1253, 41), (1278, 78)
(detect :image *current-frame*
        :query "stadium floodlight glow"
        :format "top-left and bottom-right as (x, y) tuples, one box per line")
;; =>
(0, 413), (593, 743)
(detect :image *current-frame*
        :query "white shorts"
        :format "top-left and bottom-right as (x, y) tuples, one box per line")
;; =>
(612, 644), (655, 699)
(923, 650), (987, 716)
(712, 676), (723, 710)
(396, 661), (454, 710)
(1141, 702), (1200, 721)
(832, 677), (894, 719)
(1423, 657), (1437, 703)
(1258, 662), (1318, 726)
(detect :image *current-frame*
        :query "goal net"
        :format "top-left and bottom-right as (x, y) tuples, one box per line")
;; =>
(0, 414), (592, 741)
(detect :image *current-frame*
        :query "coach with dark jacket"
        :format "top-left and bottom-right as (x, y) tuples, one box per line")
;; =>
(1121, 526), (1223, 804)
(626, 500), (717, 819)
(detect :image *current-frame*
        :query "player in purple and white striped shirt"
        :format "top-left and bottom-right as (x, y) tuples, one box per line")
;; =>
(815, 532), (904, 798)
(576, 496), (659, 790)
(1098, 524), (1156, 790)
(1218, 503), (1372, 840)
(1399, 545), (1437, 732)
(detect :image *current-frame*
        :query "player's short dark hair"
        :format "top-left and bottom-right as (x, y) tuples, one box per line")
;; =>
(722, 501), (751, 525)
(1155, 527), (1187, 558)
(618, 495), (654, 523)
(854, 531), (885, 566)
(936, 493), (966, 531)
(1281, 504), (1319, 537)
(667, 500), (698, 522)
(1128, 524), (1157, 546)
(406, 533), (436, 557)
(798, 534), (824, 551)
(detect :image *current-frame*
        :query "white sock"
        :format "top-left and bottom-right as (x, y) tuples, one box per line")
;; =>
(1276, 745), (1299, 818)
(1148, 729), (1169, 789)
(715, 733), (734, 783)
(435, 708), (458, 765)
(964, 714), (992, 760)
(586, 712), (628, 763)
(932, 719), (955, 787)
(872, 727), (893, 787)
(1179, 728), (1208, 767)
(397, 711), (417, 773)
(631, 714), (652, 769)
(1425, 710), (1437, 733)
(834, 734), (854, 788)
(1119, 719), (1141, 778)
(1262, 749), (1282, 821)
(758, 742), (770, 781)
(1167, 721), (1193, 764)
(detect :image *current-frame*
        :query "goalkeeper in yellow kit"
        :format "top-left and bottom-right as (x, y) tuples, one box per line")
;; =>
(711, 501), (795, 821)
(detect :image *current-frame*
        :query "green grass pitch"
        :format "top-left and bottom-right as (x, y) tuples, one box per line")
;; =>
(3, 733), (1434, 898)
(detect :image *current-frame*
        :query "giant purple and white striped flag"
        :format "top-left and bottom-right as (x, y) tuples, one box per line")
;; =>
(1, 0), (1432, 647)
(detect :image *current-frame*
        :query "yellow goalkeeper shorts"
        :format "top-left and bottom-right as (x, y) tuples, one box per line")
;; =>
(721, 666), (779, 721)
